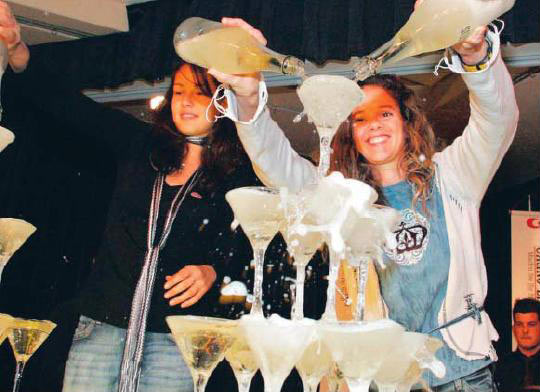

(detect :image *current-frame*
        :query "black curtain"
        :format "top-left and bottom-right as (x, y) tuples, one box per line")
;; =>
(29, 0), (540, 90)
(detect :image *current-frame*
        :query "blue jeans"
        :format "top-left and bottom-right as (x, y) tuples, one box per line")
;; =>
(62, 315), (193, 392)
(431, 366), (497, 392)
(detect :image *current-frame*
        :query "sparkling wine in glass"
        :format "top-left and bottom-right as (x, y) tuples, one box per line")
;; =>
(166, 315), (237, 392)
(374, 332), (445, 392)
(225, 325), (259, 392)
(7, 318), (56, 392)
(318, 319), (404, 392)
(279, 190), (323, 320)
(226, 186), (284, 317)
(240, 314), (315, 392)
(296, 335), (333, 392)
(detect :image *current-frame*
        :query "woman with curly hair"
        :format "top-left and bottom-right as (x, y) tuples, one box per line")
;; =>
(212, 15), (518, 391)
(0, 4), (255, 391)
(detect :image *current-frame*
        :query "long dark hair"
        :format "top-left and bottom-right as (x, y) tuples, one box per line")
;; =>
(331, 74), (436, 211)
(150, 60), (250, 191)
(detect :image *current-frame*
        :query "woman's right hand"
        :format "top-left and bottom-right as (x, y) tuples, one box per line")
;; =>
(208, 17), (266, 122)
(0, 1), (29, 72)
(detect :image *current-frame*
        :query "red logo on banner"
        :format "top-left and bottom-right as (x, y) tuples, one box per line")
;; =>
(527, 218), (540, 228)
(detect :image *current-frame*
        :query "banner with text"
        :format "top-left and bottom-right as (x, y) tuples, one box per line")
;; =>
(511, 210), (540, 348)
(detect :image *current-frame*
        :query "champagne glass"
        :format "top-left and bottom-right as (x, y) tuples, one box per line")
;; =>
(0, 218), (37, 283)
(374, 333), (445, 392)
(6, 318), (56, 392)
(318, 319), (404, 392)
(296, 75), (363, 178)
(296, 334), (333, 392)
(225, 325), (258, 392)
(279, 190), (323, 320)
(240, 314), (315, 392)
(226, 186), (284, 317)
(166, 315), (237, 392)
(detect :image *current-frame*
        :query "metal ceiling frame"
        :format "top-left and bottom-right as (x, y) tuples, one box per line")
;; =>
(84, 43), (540, 103)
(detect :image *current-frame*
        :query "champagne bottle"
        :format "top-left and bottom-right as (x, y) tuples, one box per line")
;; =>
(174, 17), (304, 76)
(354, 0), (515, 80)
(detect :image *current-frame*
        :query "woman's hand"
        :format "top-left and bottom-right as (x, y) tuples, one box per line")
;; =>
(208, 17), (266, 122)
(0, 1), (29, 72)
(164, 265), (217, 308)
(451, 25), (489, 66)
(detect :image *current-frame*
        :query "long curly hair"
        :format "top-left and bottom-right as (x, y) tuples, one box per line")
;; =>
(150, 60), (250, 191)
(330, 74), (436, 211)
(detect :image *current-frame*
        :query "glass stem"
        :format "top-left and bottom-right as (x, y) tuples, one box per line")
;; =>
(193, 373), (209, 392)
(345, 377), (371, 392)
(293, 263), (307, 320)
(250, 247), (266, 317)
(293, 263), (306, 320)
(235, 373), (254, 392)
(355, 260), (369, 321)
(12, 361), (26, 392)
(0, 262), (5, 284)
(306, 380), (320, 392)
(318, 135), (332, 178)
(322, 250), (340, 321)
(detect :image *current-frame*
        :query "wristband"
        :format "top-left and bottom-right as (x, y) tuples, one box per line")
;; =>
(460, 39), (493, 72)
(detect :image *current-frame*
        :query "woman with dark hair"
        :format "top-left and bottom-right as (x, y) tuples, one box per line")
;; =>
(0, 4), (255, 391)
(212, 15), (519, 391)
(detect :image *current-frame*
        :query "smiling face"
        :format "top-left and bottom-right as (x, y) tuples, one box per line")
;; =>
(351, 85), (406, 170)
(170, 63), (217, 137)
(514, 312), (540, 355)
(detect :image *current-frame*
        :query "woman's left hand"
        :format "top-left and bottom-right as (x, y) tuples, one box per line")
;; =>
(451, 25), (489, 65)
(164, 265), (217, 308)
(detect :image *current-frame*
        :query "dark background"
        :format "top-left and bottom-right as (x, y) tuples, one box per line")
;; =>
(0, 0), (539, 390)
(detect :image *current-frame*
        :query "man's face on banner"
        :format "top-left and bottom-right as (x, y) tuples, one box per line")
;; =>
(514, 312), (540, 354)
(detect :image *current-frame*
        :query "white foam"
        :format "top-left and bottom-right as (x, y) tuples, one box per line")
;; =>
(297, 75), (363, 131)
(221, 281), (248, 296)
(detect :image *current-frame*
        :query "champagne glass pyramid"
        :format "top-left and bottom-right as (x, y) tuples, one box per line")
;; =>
(297, 75), (363, 178)
(7, 318), (56, 392)
(0, 218), (37, 283)
(226, 186), (284, 317)
(318, 319), (404, 392)
(295, 333), (333, 392)
(166, 315), (237, 392)
(225, 324), (259, 392)
(374, 332), (445, 392)
(241, 314), (315, 392)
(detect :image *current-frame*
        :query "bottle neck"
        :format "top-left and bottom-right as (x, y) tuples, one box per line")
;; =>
(262, 46), (305, 76)
(354, 38), (410, 81)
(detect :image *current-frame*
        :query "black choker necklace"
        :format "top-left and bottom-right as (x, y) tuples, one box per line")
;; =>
(185, 135), (209, 146)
